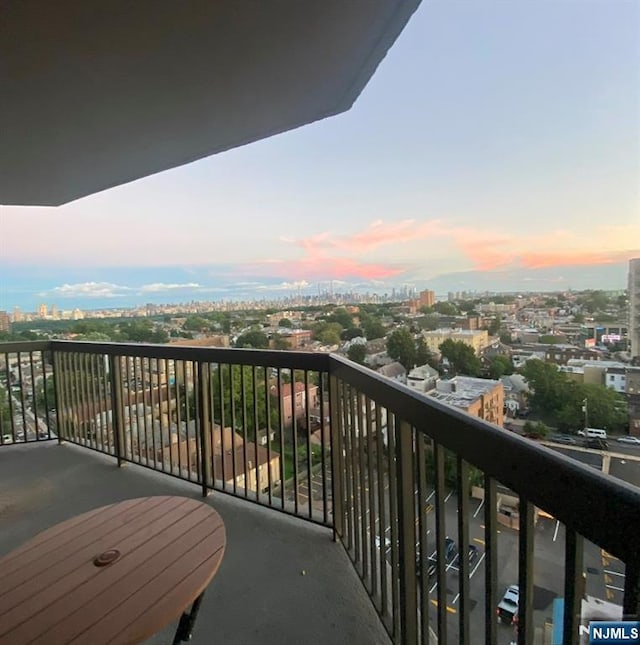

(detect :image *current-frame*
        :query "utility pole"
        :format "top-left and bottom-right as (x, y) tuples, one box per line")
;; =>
(582, 398), (588, 429)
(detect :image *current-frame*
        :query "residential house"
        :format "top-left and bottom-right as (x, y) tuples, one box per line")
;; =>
(376, 361), (407, 384)
(406, 364), (439, 394)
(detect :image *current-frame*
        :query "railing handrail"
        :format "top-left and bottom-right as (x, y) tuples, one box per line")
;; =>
(329, 354), (640, 565)
(47, 340), (332, 372)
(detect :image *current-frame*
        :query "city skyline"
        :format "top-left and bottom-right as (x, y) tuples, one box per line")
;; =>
(1, 1), (638, 310)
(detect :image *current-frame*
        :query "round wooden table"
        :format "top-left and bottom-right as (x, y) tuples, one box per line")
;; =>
(0, 496), (226, 645)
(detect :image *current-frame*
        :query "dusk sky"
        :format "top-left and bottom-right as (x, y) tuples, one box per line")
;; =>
(1, 0), (639, 311)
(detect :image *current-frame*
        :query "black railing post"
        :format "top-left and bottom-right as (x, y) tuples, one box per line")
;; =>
(395, 420), (417, 645)
(197, 361), (212, 498)
(52, 349), (65, 445)
(109, 355), (126, 467)
(329, 371), (344, 542)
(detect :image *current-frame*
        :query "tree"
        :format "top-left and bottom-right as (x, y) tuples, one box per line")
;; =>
(278, 318), (293, 328)
(438, 339), (481, 377)
(488, 355), (514, 379)
(325, 308), (353, 329)
(235, 329), (269, 349)
(210, 365), (279, 436)
(415, 338), (438, 370)
(341, 328), (365, 341)
(347, 344), (366, 365)
(556, 383), (628, 433)
(272, 336), (290, 350)
(312, 321), (343, 346)
(386, 328), (416, 370)
(572, 312), (585, 323)
(519, 359), (568, 415)
(183, 316), (211, 332)
(35, 377), (57, 412)
(523, 421), (549, 439)
(487, 315), (502, 336)
(432, 302), (459, 316)
(361, 315), (385, 340)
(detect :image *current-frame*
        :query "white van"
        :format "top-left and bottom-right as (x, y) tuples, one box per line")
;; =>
(583, 428), (607, 439)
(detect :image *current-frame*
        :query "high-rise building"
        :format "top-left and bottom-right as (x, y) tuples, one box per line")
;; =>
(629, 258), (640, 358)
(419, 289), (435, 309)
(0, 311), (10, 332)
(12, 306), (23, 322)
(51, 304), (59, 320)
(38, 303), (48, 319)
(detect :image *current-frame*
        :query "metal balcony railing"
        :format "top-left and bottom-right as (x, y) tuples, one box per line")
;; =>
(1, 340), (639, 645)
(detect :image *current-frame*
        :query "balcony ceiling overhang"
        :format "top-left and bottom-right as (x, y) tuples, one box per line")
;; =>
(1, 0), (421, 206)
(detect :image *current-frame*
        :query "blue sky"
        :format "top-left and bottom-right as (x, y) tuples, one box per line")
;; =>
(1, 0), (638, 311)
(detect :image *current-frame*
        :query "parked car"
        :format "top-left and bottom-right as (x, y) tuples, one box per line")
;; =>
(549, 433), (577, 445)
(616, 436), (640, 446)
(497, 585), (519, 625)
(425, 537), (457, 578)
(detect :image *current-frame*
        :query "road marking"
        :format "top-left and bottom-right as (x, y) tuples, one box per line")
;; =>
(479, 525), (500, 534)
(425, 504), (434, 513)
(473, 499), (484, 518)
(444, 491), (454, 503)
(473, 537), (485, 546)
(430, 599), (457, 614)
(605, 575), (612, 584)
(426, 491), (435, 504)
(606, 589), (614, 600)
(451, 553), (486, 604)
(606, 584), (625, 592)
(604, 570), (626, 577)
(553, 520), (560, 542)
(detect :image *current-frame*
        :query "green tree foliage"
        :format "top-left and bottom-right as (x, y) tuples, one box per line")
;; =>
(572, 312), (585, 323)
(183, 316), (211, 332)
(347, 343), (366, 365)
(272, 336), (290, 350)
(418, 314), (440, 331)
(538, 335), (562, 344)
(325, 307), (354, 329)
(278, 318), (293, 328)
(433, 302), (459, 315)
(210, 365), (279, 436)
(438, 339), (481, 377)
(523, 420), (550, 439)
(488, 355), (514, 379)
(487, 315), (502, 336)
(312, 321), (343, 346)
(386, 328), (416, 370)
(361, 315), (385, 340)
(415, 338), (439, 370)
(520, 359), (628, 432)
(341, 327), (364, 341)
(117, 320), (168, 344)
(235, 329), (269, 349)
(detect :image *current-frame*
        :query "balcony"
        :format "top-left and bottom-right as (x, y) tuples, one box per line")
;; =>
(1, 340), (639, 644)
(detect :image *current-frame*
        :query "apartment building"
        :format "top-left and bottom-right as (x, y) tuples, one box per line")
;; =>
(428, 376), (504, 426)
(422, 328), (489, 355)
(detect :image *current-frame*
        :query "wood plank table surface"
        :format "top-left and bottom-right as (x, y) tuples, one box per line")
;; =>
(0, 496), (226, 645)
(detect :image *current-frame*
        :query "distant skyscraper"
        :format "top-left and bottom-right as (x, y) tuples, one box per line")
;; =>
(51, 304), (59, 320)
(0, 311), (10, 332)
(37, 303), (48, 319)
(13, 306), (23, 322)
(629, 258), (640, 358)
(419, 289), (435, 309)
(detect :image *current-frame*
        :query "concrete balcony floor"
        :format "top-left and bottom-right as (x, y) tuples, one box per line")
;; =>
(0, 442), (390, 645)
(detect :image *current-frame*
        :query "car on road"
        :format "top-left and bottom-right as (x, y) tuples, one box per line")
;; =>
(497, 585), (519, 625)
(549, 433), (578, 445)
(616, 436), (640, 446)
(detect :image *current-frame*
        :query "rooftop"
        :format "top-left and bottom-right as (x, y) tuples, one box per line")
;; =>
(429, 376), (501, 408)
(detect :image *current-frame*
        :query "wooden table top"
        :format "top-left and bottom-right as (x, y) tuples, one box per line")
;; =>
(0, 496), (226, 645)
